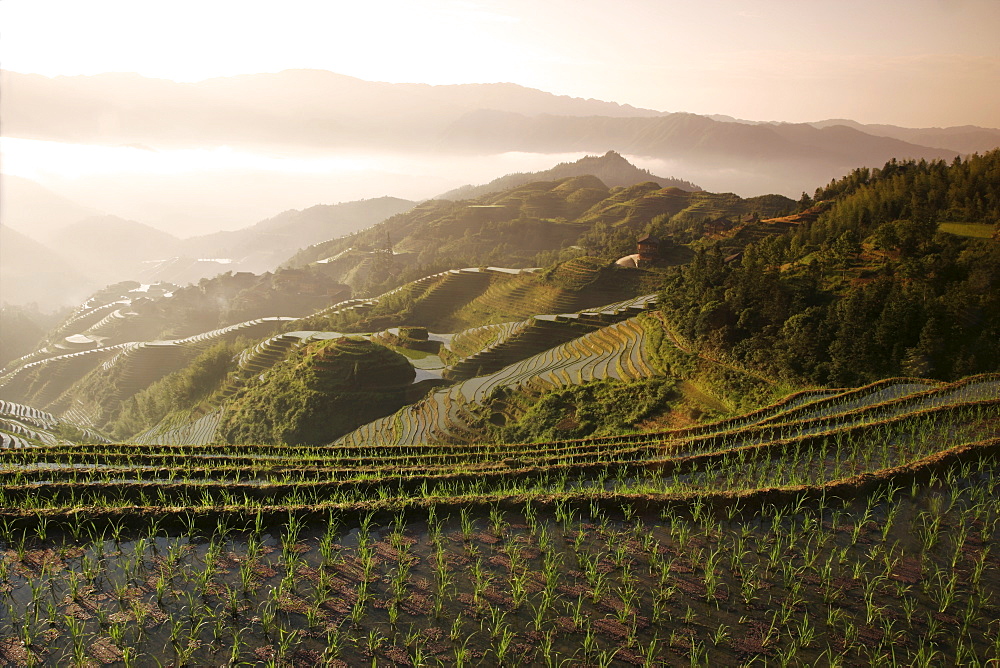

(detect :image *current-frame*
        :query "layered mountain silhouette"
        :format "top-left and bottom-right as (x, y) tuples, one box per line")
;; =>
(5, 69), (991, 198)
(808, 119), (1000, 155)
(177, 196), (416, 274)
(3, 151), (710, 310)
(0, 69), (662, 150)
(1, 190), (416, 309)
(0, 224), (92, 307)
(48, 216), (183, 282)
(0, 175), (100, 238)
(439, 111), (962, 192)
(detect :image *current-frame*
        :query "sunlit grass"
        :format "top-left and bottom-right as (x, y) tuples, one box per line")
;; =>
(938, 222), (995, 239)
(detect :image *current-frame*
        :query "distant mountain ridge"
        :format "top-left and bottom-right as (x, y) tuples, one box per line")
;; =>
(0, 175), (100, 238)
(436, 151), (700, 201)
(178, 196), (417, 274)
(0, 190), (416, 310)
(4, 69), (989, 159)
(0, 69), (664, 150)
(4, 69), (996, 198)
(0, 224), (92, 308)
(707, 114), (1000, 155)
(440, 111), (960, 164)
(807, 119), (1000, 155)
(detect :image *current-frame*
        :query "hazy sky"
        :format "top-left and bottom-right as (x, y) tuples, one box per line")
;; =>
(2, 0), (999, 128)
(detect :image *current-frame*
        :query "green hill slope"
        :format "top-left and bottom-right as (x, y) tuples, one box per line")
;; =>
(5, 154), (997, 453)
(1, 153), (999, 668)
(283, 176), (794, 297)
(218, 337), (415, 446)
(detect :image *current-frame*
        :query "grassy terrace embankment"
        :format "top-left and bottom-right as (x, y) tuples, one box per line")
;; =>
(0, 376), (996, 665)
(0, 375), (994, 511)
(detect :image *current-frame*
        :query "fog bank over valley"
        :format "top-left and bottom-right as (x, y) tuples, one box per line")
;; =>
(4, 139), (635, 237)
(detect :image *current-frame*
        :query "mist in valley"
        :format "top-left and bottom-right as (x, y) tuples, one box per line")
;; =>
(3, 140), (612, 237)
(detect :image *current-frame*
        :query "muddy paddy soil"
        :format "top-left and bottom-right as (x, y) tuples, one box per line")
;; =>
(0, 463), (997, 666)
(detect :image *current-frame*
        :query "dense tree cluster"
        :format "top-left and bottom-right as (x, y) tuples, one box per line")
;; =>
(811, 153), (1000, 234)
(659, 152), (1000, 386)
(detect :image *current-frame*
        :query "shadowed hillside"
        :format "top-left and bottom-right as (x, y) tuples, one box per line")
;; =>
(218, 337), (416, 446)
(0, 224), (93, 308)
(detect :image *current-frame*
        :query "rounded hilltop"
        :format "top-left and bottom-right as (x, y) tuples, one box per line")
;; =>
(307, 336), (416, 389)
(218, 337), (414, 446)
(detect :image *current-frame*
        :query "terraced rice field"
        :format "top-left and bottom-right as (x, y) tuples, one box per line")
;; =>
(338, 314), (657, 446)
(0, 318), (297, 428)
(5, 375), (988, 494)
(0, 400), (113, 449)
(0, 345), (130, 406)
(443, 295), (657, 381)
(0, 375), (996, 665)
(0, 402), (60, 447)
(132, 409), (226, 447)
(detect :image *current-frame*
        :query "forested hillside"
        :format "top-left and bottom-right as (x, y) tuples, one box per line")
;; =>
(659, 152), (1000, 387)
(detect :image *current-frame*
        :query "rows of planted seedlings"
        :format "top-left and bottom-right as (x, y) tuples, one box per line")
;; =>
(0, 437), (670, 474)
(758, 379), (940, 425)
(336, 371), (992, 450)
(76, 394), (1000, 474)
(656, 395), (1000, 461)
(0, 430), (667, 475)
(0, 427), (995, 522)
(623, 422), (1000, 499)
(761, 375), (999, 431)
(0, 466), (661, 514)
(0, 453), (998, 666)
(0, 400), (994, 518)
(668, 388), (846, 439)
(652, 392), (1000, 464)
(211, 379), (995, 471)
(650, 374), (994, 446)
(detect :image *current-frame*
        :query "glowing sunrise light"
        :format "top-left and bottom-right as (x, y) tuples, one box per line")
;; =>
(2, 0), (998, 127)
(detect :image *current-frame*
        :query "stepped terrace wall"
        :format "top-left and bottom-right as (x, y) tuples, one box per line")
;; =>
(336, 315), (657, 446)
(444, 294), (658, 381)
